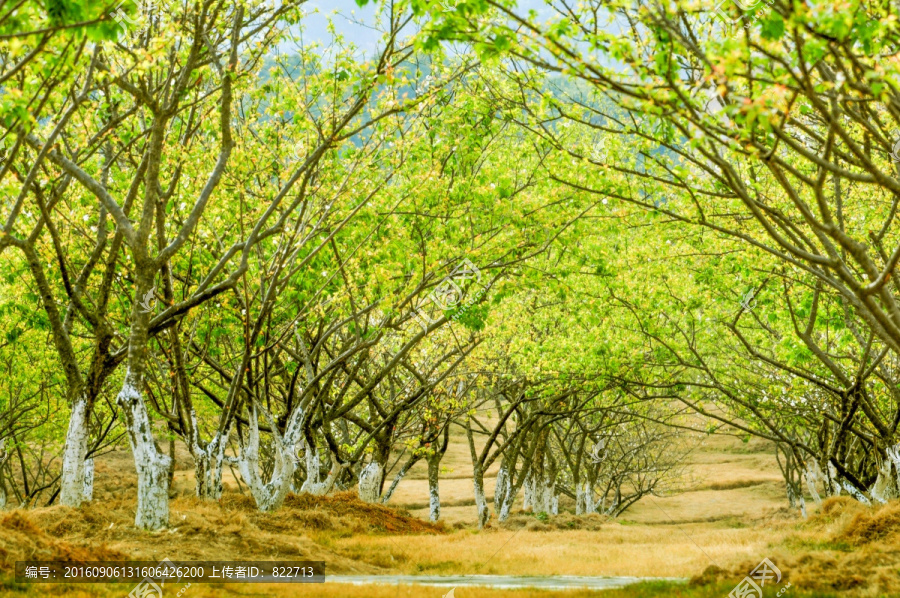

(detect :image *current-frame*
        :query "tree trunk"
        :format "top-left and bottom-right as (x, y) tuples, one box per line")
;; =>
(527, 470), (556, 514)
(786, 482), (797, 508)
(237, 404), (297, 512)
(300, 441), (321, 493)
(472, 463), (490, 528)
(576, 481), (595, 515)
(494, 464), (515, 521)
(82, 458), (94, 502)
(119, 369), (172, 530)
(194, 431), (229, 500)
(805, 462), (822, 506)
(380, 454), (419, 504)
(427, 452), (441, 522)
(0, 468), (6, 509)
(523, 472), (534, 511)
(869, 458), (898, 504)
(302, 457), (345, 496)
(825, 462), (841, 496)
(886, 443), (900, 496)
(59, 395), (89, 507)
(841, 480), (871, 505)
(358, 462), (383, 503)
(465, 421), (491, 527)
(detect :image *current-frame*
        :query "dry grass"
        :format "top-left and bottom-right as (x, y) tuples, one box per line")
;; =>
(322, 519), (789, 577)
(692, 496), (900, 597)
(0, 510), (127, 572)
(0, 490), (442, 575)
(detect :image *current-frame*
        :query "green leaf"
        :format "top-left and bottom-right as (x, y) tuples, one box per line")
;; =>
(759, 12), (784, 40)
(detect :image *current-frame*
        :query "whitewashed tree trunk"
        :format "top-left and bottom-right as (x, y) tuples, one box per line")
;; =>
(427, 454), (441, 522)
(190, 411), (230, 500)
(576, 481), (594, 515)
(886, 443), (900, 492)
(494, 465), (515, 522)
(300, 441), (321, 493)
(82, 458), (94, 502)
(465, 423), (491, 527)
(799, 495), (807, 518)
(805, 463), (822, 505)
(869, 458), (898, 504)
(494, 465), (509, 515)
(841, 480), (871, 505)
(301, 444), (345, 496)
(584, 482), (595, 514)
(119, 370), (172, 530)
(826, 462), (841, 496)
(498, 488), (515, 522)
(528, 473), (555, 514)
(358, 462), (384, 503)
(575, 483), (585, 515)
(237, 403), (302, 512)
(472, 468), (490, 527)
(60, 396), (89, 507)
(0, 444), (7, 509)
(380, 456), (417, 503)
(786, 483), (797, 508)
(522, 473), (534, 511)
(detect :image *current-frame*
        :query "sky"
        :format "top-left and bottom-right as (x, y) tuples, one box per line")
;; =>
(298, 0), (559, 57)
(301, 0), (392, 57)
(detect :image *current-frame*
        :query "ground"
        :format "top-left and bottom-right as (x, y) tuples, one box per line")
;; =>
(1, 426), (898, 597)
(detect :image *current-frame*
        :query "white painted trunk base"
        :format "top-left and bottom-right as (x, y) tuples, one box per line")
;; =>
(826, 462), (841, 496)
(427, 455), (441, 522)
(119, 376), (172, 530)
(528, 473), (556, 514)
(358, 462), (384, 503)
(60, 397), (89, 507)
(301, 447), (345, 496)
(494, 466), (515, 522)
(473, 474), (490, 528)
(82, 458), (94, 502)
(576, 482), (595, 515)
(805, 463), (822, 505)
(191, 413), (229, 500)
(869, 458), (899, 504)
(237, 405), (296, 512)
(842, 481), (871, 505)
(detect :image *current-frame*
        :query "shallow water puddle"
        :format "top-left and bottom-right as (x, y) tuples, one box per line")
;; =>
(325, 574), (686, 591)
